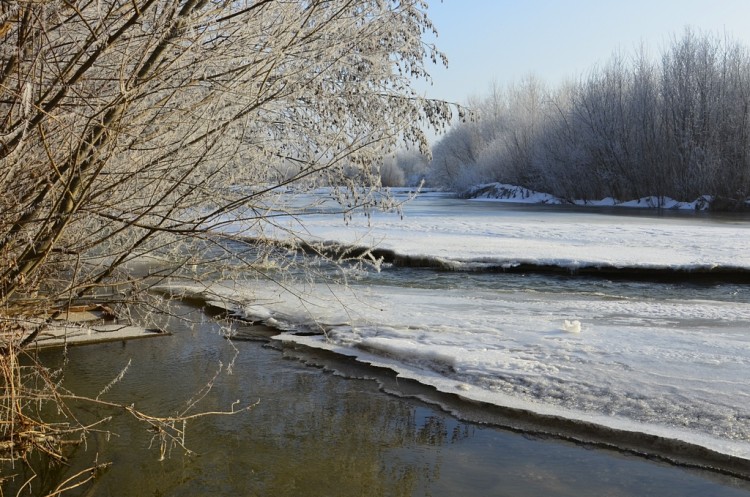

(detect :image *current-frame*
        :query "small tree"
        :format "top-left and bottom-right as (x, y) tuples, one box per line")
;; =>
(0, 0), (454, 484)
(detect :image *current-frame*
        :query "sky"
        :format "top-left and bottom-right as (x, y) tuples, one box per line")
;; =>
(417, 0), (750, 105)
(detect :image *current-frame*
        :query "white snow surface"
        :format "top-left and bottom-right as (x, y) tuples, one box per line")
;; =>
(247, 190), (750, 272)
(202, 190), (750, 460)
(467, 182), (716, 210)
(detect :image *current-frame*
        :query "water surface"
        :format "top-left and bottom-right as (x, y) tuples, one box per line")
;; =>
(20, 304), (750, 496)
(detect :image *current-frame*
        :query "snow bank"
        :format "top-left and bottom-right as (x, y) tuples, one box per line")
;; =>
(466, 183), (720, 211)
(466, 183), (562, 205)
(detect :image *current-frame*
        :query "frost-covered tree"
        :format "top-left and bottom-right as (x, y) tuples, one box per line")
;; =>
(428, 120), (485, 190)
(0, 0), (453, 328)
(496, 75), (549, 187)
(378, 148), (431, 187)
(659, 28), (750, 200)
(0, 0), (454, 475)
(379, 158), (406, 187)
(428, 28), (750, 206)
(429, 77), (550, 192)
(392, 149), (430, 186)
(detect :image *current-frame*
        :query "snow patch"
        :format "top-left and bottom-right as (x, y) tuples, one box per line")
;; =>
(466, 183), (723, 211)
(562, 319), (582, 333)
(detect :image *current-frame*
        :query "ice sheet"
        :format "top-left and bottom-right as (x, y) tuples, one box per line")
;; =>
(198, 192), (750, 461)
(169, 279), (750, 461)
(245, 191), (750, 272)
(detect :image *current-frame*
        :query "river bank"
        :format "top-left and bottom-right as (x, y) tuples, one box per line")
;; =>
(21, 304), (170, 349)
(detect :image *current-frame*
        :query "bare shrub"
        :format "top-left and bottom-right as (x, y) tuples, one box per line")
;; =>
(0, 0), (454, 490)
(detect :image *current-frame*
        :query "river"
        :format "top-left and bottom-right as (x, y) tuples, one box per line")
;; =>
(23, 192), (750, 495)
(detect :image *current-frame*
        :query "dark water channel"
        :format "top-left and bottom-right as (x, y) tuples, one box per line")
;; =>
(17, 303), (750, 496)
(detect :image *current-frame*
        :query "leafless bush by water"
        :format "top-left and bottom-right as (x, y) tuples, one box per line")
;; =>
(0, 0), (454, 492)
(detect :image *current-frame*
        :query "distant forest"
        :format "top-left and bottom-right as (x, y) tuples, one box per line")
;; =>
(387, 29), (750, 209)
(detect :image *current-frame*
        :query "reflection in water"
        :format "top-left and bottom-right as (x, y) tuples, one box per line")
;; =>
(10, 305), (750, 497)
(19, 309), (463, 497)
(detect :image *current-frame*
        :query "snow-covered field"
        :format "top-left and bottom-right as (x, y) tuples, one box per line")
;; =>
(191, 190), (750, 465)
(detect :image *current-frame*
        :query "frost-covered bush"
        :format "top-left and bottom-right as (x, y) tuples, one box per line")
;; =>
(0, 0), (456, 315)
(427, 29), (750, 208)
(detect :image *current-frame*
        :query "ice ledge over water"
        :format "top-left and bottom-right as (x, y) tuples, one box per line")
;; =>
(254, 193), (750, 277)
(278, 331), (750, 471)
(157, 281), (750, 472)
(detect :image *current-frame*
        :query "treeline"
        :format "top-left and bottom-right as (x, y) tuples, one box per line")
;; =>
(404, 29), (750, 208)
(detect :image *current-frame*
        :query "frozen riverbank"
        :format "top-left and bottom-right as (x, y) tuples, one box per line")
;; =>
(20, 305), (169, 349)
(464, 182), (750, 211)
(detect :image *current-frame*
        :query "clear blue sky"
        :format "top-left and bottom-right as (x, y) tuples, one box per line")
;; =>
(418, 0), (750, 104)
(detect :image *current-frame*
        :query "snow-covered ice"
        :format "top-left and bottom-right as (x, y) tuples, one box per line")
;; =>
(198, 190), (750, 463)
(252, 190), (750, 273)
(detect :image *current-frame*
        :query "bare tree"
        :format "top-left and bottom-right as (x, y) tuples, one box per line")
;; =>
(429, 28), (750, 207)
(0, 0), (454, 482)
